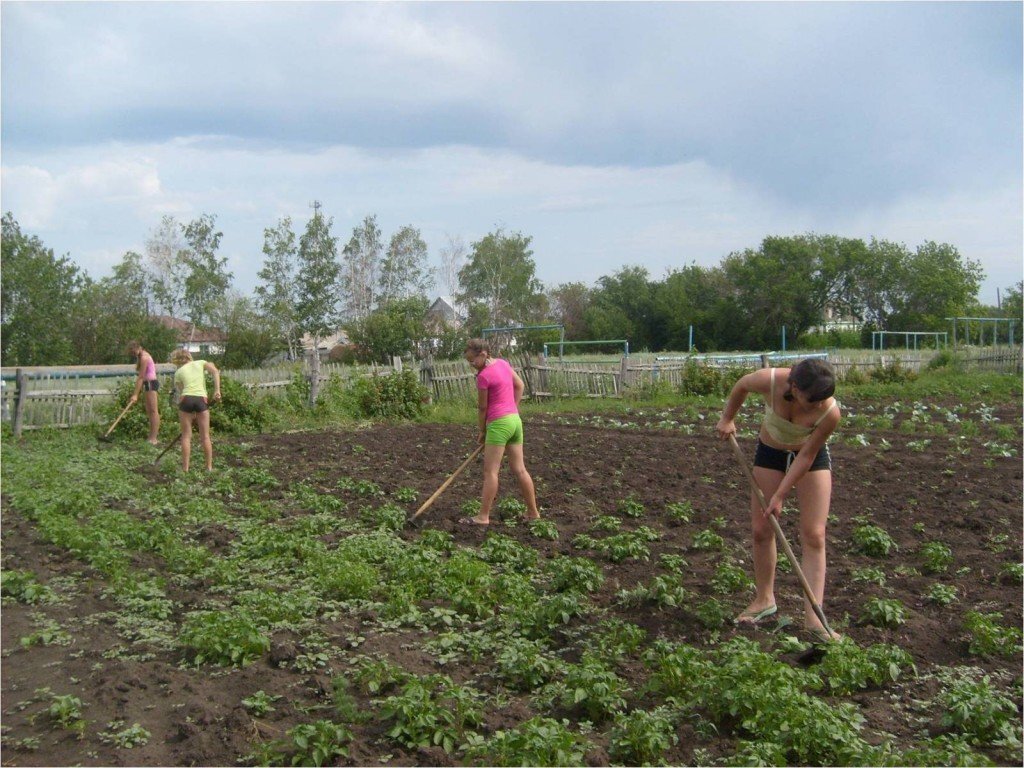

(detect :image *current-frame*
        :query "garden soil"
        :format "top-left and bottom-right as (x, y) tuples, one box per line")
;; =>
(1, 400), (1021, 766)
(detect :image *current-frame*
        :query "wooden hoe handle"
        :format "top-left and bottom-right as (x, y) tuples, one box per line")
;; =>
(727, 434), (836, 640)
(409, 445), (484, 523)
(103, 400), (135, 438)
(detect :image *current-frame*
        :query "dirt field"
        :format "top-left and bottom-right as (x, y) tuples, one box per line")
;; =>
(1, 398), (1021, 766)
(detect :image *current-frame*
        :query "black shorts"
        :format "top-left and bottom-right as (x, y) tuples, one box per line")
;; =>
(143, 379), (159, 392)
(179, 395), (209, 414)
(754, 439), (831, 473)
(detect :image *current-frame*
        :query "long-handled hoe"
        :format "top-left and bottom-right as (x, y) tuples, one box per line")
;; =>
(97, 401), (134, 443)
(727, 434), (837, 659)
(153, 433), (182, 465)
(406, 445), (483, 529)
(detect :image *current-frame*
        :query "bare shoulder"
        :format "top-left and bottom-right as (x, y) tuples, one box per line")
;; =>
(739, 367), (776, 394)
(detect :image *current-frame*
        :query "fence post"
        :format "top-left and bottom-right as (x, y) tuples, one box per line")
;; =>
(392, 356), (403, 373)
(420, 355), (434, 404)
(13, 368), (27, 437)
(619, 355), (629, 392)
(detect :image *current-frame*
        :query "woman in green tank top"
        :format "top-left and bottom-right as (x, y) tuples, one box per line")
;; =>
(716, 359), (841, 641)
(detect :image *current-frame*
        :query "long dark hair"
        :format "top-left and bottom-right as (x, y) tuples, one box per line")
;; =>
(784, 358), (835, 403)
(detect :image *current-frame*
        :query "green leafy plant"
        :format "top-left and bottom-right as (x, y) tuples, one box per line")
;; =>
(665, 500), (694, 524)
(242, 690), (280, 717)
(463, 716), (587, 767)
(393, 486), (418, 503)
(271, 720), (353, 766)
(925, 583), (958, 606)
(692, 528), (726, 551)
(816, 640), (915, 694)
(528, 519), (559, 540)
(179, 609), (270, 666)
(379, 676), (481, 753)
(919, 541), (953, 573)
(99, 721), (151, 749)
(345, 369), (428, 420)
(860, 597), (907, 628)
(544, 556), (604, 593)
(711, 560), (754, 594)
(44, 692), (86, 737)
(963, 611), (1023, 658)
(851, 566), (887, 586)
(617, 495), (646, 518)
(546, 654), (629, 722)
(937, 668), (1021, 747)
(1, 570), (57, 604)
(851, 524), (897, 557)
(608, 706), (679, 765)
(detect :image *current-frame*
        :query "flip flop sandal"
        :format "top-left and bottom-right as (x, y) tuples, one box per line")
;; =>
(458, 517), (489, 526)
(734, 604), (778, 625)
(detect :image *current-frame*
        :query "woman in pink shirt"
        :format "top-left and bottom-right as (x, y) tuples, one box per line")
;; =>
(461, 338), (540, 525)
(127, 340), (161, 445)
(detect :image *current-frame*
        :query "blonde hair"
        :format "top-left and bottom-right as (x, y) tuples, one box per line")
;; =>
(169, 348), (192, 366)
(465, 338), (490, 356)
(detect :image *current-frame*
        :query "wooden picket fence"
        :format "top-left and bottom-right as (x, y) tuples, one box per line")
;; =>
(4, 345), (1020, 433)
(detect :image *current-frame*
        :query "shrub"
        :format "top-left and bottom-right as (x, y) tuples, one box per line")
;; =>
(869, 359), (918, 383)
(1, 570), (56, 604)
(919, 541), (953, 573)
(817, 640), (915, 694)
(860, 598), (907, 628)
(851, 524), (897, 557)
(209, 375), (272, 433)
(463, 716), (587, 767)
(345, 369), (427, 420)
(963, 611), (1023, 658)
(937, 669), (1021, 747)
(179, 609), (270, 666)
(608, 706), (679, 765)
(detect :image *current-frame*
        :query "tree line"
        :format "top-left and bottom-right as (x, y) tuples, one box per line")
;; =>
(2, 209), (1020, 368)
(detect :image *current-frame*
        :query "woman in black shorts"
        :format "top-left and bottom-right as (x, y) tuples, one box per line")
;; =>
(716, 359), (841, 641)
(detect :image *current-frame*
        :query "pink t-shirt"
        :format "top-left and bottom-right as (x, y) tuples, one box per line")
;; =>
(476, 358), (519, 423)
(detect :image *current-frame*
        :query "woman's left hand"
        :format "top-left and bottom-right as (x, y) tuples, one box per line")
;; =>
(764, 493), (784, 518)
(213, 390), (222, 402)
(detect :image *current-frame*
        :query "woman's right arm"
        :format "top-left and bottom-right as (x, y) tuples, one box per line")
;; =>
(716, 368), (771, 438)
(129, 354), (147, 403)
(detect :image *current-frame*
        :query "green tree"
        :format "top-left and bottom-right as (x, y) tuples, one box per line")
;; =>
(653, 264), (734, 351)
(346, 296), (430, 363)
(457, 228), (547, 328)
(341, 214), (383, 320)
(220, 293), (279, 368)
(69, 251), (176, 364)
(888, 241), (984, 330)
(255, 217), (300, 359)
(1, 213), (82, 365)
(182, 214), (233, 331)
(586, 266), (657, 350)
(295, 204), (341, 403)
(1002, 282), (1023, 322)
(379, 225), (433, 304)
(549, 282), (593, 343)
(145, 215), (189, 319)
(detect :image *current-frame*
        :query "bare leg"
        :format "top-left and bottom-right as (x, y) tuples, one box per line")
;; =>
(737, 467), (784, 621)
(475, 443), (506, 524)
(144, 389), (160, 444)
(196, 409), (213, 471)
(179, 411), (194, 472)
(505, 443), (539, 519)
(795, 469), (837, 635)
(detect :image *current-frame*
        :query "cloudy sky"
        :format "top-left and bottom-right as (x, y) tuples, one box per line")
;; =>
(3, 1), (1021, 305)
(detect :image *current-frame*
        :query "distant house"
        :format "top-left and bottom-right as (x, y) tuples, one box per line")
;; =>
(425, 296), (464, 328)
(810, 305), (861, 334)
(300, 329), (350, 360)
(155, 315), (227, 356)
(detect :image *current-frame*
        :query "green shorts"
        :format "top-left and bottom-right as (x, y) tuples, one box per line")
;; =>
(485, 414), (524, 446)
